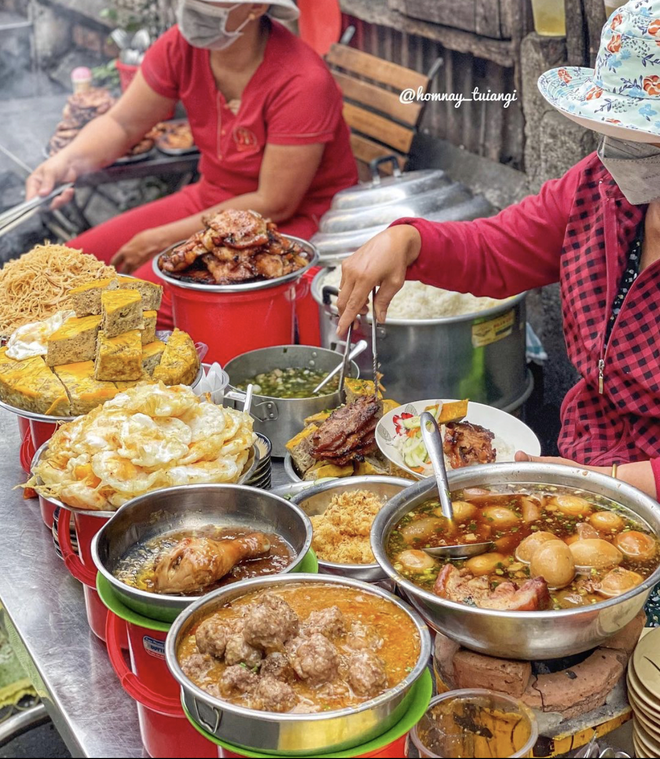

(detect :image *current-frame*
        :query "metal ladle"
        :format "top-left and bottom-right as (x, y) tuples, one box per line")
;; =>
(419, 411), (495, 560)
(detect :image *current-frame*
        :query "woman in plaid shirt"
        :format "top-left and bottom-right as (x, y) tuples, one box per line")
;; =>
(337, 0), (660, 502)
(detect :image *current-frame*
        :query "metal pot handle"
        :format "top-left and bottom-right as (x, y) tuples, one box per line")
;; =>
(369, 155), (403, 185)
(194, 698), (223, 735)
(321, 285), (339, 315)
(225, 390), (279, 423)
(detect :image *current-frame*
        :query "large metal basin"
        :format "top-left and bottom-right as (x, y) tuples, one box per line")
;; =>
(291, 476), (412, 582)
(313, 272), (531, 411)
(224, 345), (359, 457)
(166, 574), (432, 754)
(92, 484), (313, 622)
(371, 463), (660, 661)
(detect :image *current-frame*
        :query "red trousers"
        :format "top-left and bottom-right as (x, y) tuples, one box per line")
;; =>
(68, 181), (319, 330)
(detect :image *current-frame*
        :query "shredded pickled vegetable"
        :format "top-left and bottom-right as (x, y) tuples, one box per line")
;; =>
(0, 244), (115, 336)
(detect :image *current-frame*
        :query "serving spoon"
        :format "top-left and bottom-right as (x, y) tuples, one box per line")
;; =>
(419, 411), (495, 560)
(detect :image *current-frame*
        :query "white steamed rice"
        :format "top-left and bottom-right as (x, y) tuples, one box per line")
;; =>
(322, 267), (506, 321)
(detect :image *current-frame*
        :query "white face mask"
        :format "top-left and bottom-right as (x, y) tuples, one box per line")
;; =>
(177, 0), (251, 50)
(598, 136), (660, 206)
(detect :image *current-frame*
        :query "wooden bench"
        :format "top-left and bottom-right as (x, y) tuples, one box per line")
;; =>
(326, 34), (442, 177)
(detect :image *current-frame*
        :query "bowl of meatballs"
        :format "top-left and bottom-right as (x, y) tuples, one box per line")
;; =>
(165, 574), (431, 755)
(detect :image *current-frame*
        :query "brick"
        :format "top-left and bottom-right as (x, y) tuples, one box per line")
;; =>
(453, 649), (532, 698)
(531, 649), (625, 719)
(600, 612), (646, 658)
(433, 633), (460, 690)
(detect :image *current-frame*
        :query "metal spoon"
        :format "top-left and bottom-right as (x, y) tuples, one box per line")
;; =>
(419, 411), (495, 560)
(312, 339), (368, 394)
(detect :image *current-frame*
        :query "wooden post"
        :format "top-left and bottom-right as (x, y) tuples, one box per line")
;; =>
(583, 0), (606, 66)
(564, 0), (588, 65)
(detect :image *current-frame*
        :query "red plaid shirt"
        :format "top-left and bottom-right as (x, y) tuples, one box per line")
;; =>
(395, 153), (660, 471)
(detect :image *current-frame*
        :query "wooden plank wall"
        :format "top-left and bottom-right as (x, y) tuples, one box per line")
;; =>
(342, 14), (525, 171)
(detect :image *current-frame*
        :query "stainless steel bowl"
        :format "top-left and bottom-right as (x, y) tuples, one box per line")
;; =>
(291, 476), (412, 582)
(224, 345), (359, 457)
(166, 574), (432, 754)
(92, 484), (313, 622)
(371, 463), (660, 660)
(30, 440), (260, 518)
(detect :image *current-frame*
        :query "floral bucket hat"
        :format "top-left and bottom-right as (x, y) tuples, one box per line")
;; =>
(538, 0), (660, 142)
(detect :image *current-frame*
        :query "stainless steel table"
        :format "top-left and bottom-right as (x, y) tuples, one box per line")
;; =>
(0, 409), (290, 758)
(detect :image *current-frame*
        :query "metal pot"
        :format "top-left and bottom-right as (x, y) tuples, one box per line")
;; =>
(165, 574), (432, 754)
(224, 345), (359, 457)
(313, 273), (532, 411)
(291, 476), (412, 582)
(319, 184), (471, 235)
(330, 166), (449, 210)
(312, 197), (493, 267)
(91, 484), (313, 622)
(371, 463), (660, 661)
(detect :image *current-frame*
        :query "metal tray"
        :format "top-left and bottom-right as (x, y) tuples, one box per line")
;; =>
(43, 145), (156, 165)
(0, 362), (205, 424)
(155, 119), (199, 156)
(153, 236), (319, 293)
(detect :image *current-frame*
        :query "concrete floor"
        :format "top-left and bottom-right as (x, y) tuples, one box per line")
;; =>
(0, 723), (70, 758)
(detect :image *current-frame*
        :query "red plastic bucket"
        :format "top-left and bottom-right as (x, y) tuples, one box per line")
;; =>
(17, 416), (29, 437)
(167, 280), (297, 365)
(19, 424), (34, 475)
(105, 606), (216, 758)
(115, 59), (139, 91)
(296, 265), (322, 346)
(29, 419), (59, 449)
(57, 507), (125, 644)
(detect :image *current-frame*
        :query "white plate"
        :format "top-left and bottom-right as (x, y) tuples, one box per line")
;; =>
(375, 398), (541, 479)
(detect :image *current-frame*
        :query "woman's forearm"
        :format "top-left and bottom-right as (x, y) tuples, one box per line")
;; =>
(617, 461), (658, 499)
(54, 114), (140, 176)
(154, 191), (291, 246)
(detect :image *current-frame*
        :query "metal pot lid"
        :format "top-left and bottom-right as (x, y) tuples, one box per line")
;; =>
(331, 169), (448, 210)
(313, 196), (494, 266)
(153, 236), (319, 293)
(320, 184), (472, 235)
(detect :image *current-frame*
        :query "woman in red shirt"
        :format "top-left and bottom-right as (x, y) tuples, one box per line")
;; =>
(25, 1), (357, 327)
(336, 1), (660, 498)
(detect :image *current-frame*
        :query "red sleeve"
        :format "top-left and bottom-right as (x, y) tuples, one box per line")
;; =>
(140, 26), (182, 100)
(265, 68), (342, 146)
(651, 459), (660, 498)
(390, 155), (592, 299)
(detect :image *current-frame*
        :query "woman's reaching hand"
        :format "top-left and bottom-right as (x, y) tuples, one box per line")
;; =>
(111, 227), (170, 274)
(335, 224), (422, 336)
